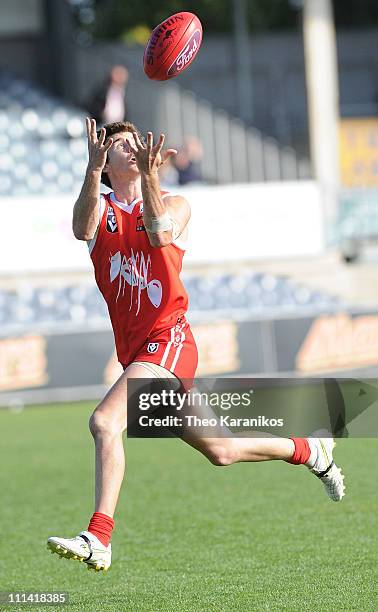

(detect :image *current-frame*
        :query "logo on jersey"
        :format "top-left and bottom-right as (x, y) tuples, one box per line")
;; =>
(106, 206), (118, 233)
(147, 342), (159, 353)
(173, 321), (186, 347)
(136, 215), (146, 232)
(109, 249), (162, 315)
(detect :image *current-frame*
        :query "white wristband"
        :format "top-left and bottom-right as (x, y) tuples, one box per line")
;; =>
(144, 211), (173, 233)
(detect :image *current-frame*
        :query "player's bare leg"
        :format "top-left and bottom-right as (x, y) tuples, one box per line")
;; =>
(182, 432), (344, 500)
(47, 363), (155, 571)
(184, 435), (294, 464)
(179, 394), (345, 501)
(89, 362), (158, 516)
(174, 395), (293, 462)
(89, 371), (128, 518)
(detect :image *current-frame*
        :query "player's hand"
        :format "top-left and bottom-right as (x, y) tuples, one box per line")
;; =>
(86, 117), (113, 172)
(128, 131), (177, 175)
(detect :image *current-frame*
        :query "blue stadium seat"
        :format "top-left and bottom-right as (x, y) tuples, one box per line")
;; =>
(0, 72), (87, 196)
(0, 270), (343, 326)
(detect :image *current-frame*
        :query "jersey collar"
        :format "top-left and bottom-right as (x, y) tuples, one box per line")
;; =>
(110, 191), (141, 214)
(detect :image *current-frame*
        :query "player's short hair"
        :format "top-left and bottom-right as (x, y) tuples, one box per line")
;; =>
(97, 121), (145, 188)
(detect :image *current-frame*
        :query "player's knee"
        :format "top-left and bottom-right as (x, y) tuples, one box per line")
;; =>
(89, 410), (124, 438)
(205, 440), (239, 466)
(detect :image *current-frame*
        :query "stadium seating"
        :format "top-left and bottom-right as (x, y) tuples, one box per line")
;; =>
(0, 72), (87, 196)
(1, 272), (343, 327)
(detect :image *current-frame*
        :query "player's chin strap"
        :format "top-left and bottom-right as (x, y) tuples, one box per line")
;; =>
(79, 533), (93, 562)
(314, 460), (334, 479)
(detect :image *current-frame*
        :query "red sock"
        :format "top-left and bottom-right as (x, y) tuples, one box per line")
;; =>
(286, 437), (311, 465)
(87, 512), (114, 547)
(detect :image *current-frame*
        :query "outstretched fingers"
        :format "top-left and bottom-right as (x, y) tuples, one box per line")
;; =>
(161, 148), (178, 164)
(153, 133), (165, 156)
(90, 118), (98, 142)
(126, 129), (172, 169)
(98, 127), (113, 152)
(126, 137), (138, 155)
(98, 127), (106, 146)
(146, 131), (153, 156)
(85, 117), (91, 140)
(132, 129), (144, 151)
(86, 117), (96, 148)
(104, 136), (114, 151)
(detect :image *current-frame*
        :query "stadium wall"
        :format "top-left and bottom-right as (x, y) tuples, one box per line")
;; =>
(2, 309), (378, 407)
(0, 182), (324, 275)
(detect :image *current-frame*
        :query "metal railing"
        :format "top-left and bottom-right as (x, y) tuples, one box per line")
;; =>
(157, 85), (311, 183)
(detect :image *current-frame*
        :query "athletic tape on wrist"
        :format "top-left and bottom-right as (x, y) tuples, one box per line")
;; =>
(144, 211), (173, 233)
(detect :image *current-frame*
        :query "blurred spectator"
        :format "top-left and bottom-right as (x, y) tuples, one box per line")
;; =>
(174, 136), (203, 185)
(86, 65), (129, 125)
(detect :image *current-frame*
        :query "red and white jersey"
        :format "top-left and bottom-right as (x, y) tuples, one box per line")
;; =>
(88, 191), (189, 366)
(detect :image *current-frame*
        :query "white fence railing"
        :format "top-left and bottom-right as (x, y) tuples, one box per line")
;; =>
(158, 85), (311, 184)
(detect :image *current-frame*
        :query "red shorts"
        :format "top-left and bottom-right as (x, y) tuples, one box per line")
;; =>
(124, 318), (198, 390)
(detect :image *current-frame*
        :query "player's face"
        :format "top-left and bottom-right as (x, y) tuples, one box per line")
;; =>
(106, 131), (139, 177)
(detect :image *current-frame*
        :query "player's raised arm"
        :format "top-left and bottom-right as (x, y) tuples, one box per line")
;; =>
(72, 118), (113, 241)
(128, 130), (189, 247)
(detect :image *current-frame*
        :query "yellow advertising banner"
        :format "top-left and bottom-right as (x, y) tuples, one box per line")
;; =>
(296, 313), (378, 374)
(0, 335), (48, 391)
(339, 117), (378, 187)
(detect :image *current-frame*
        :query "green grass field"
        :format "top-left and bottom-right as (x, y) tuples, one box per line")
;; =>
(1, 402), (377, 611)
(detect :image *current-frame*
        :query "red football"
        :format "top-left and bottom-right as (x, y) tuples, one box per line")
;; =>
(143, 12), (203, 81)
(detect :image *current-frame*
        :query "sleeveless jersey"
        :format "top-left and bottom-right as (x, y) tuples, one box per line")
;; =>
(89, 192), (189, 366)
